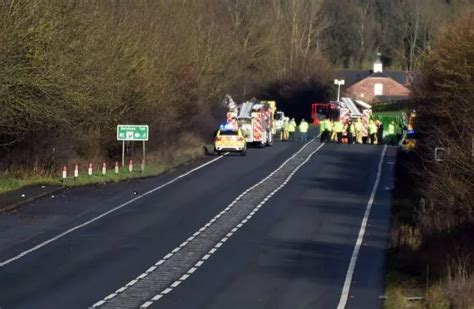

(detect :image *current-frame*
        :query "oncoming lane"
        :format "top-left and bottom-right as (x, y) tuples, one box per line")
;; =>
(152, 143), (394, 309)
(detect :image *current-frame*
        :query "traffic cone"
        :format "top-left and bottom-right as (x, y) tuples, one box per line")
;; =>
(88, 163), (93, 177)
(62, 165), (67, 181)
(74, 163), (79, 179)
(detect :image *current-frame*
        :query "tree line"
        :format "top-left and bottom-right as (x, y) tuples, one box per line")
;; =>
(0, 0), (469, 173)
(389, 10), (473, 307)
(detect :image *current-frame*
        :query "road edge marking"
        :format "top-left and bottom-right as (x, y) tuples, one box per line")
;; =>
(337, 145), (387, 309)
(0, 154), (228, 267)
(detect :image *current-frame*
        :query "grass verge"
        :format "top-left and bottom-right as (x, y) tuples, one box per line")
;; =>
(0, 146), (205, 195)
(384, 151), (473, 308)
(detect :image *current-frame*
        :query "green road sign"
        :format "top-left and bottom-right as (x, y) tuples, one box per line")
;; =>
(117, 125), (149, 141)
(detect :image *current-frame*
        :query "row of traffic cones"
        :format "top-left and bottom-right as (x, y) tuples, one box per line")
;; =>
(61, 160), (145, 180)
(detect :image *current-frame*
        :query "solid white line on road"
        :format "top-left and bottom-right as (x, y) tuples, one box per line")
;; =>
(92, 138), (320, 306)
(139, 142), (326, 308)
(0, 154), (228, 267)
(337, 145), (387, 309)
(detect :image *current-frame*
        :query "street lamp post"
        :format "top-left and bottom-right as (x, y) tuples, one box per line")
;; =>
(334, 79), (345, 102)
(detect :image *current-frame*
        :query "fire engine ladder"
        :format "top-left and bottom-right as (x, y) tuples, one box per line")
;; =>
(341, 97), (362, 117)
(354, 99), (372, 110)
(238, 102), (254, 119)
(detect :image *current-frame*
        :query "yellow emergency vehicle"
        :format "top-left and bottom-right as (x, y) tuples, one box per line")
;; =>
(214, 125), (247, 156)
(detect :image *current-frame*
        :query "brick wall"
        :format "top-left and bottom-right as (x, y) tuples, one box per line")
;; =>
(344, 77), (410, 103)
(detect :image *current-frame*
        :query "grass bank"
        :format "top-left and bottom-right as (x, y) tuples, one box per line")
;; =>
(384, 151), (474, 308)
(0, 146), (204, 195)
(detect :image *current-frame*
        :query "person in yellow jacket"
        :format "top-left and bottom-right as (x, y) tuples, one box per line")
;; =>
(299, 119), (309, 143)
(325, 119), (334, 142)
(288, 118), (296, 141)
(347, 120), (355, 144)
(354, 118), (363, 144)
(319, 118), (326, 143)
(368, 119), (378, 144)
(388, 121), (396, 145)
(281, 118), (289, 141)
(333, 119), (344, 143)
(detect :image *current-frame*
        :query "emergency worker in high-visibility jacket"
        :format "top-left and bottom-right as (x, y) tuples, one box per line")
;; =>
(369, 120), (378, 144)
(396, 123), (403, 144)
(326, 119), (333, 142)
(319, 118), (326, 143)
(388, 121), (396, 145)
(288, 118), (296, 141)
(299, 119), (309, 143)
(347, 120), (355, 144)
(281, 118), (289, 141)
(333, 119), (344, 143)
(354, 118), (363, 144)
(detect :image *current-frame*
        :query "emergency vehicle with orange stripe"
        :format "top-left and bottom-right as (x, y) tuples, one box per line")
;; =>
(311, 98), (372, 141)
(231, 100), (274, 147)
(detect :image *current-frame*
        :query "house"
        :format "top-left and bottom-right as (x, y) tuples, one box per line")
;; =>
(335, 54), (413, 104)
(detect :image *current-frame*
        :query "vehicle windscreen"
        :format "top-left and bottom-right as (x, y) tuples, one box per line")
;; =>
(219, 130), (239, 136)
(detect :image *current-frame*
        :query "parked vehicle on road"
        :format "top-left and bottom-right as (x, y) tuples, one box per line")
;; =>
(214, 126), (247, 156)
(236, 101), (274, 147)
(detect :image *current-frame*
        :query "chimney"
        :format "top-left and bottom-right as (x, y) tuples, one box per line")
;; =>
(373, 52), (383, 73)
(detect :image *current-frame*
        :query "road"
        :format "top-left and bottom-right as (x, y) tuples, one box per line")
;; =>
(0, 132), (396, 309)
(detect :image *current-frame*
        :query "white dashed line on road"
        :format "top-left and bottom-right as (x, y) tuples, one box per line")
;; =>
(92, 139), (323, 308)
(135, 142), (325, 308)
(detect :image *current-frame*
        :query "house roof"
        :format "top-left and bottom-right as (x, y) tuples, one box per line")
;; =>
(335, 69), (410, 87)
(376, 95), (412, 102)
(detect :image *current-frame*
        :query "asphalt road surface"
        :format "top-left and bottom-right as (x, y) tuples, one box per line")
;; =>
(0, 132), (396, 309)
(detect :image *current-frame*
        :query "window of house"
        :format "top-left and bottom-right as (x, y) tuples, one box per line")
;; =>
(374, 83), (383, 96)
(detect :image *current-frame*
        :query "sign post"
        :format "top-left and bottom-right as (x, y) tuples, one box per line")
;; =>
(122, 141), (125, 167)
(117, 125), (149, 171)
(142, 141), (146, 172)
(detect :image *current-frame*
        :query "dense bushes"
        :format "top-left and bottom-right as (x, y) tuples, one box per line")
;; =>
(0, 0), (335, 173)
(414, 10), (473, 237)
(388, 10), (474, 306)
(0, 0), (466, 174)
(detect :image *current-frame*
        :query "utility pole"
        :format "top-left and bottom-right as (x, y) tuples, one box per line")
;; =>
(334, 79), (345, 102)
